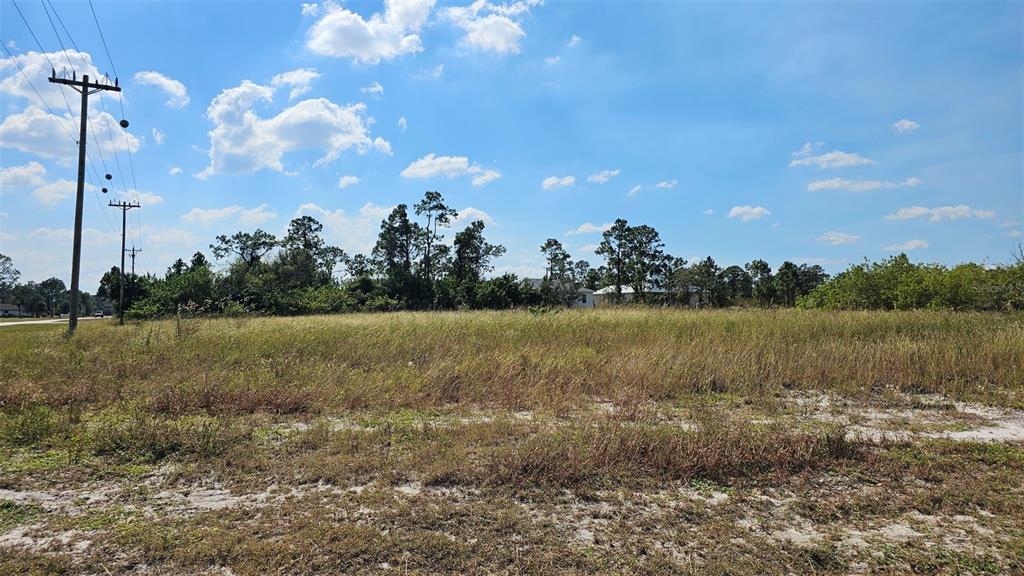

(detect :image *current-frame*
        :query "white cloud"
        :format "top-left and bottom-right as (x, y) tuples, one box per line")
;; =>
(818, 231), (860, 245)
(198, 78), (385, 178)
(372, 136), (393, 156)
(146, 226), (198, 247)
(453, 207), (494, 226)
(790, 142), (874, 169)
(134, 71), (190, 109)
(472, 169), (501, 186)
(0, 161), (46, 189)
(301, 2), (319, 16)
(0, 231), (14, 242)
(542, 175), (575, 190)
(703, 209), (714, 215)
(892, 119), (919, 134)
(398, 116), (407, 132)
(337, 175), (360, 188)
(400, 153), (501, 186)
(0, 106), (140, 161)
(271, 68), (321, 100)
(884, 239), (928, 251)
(305, 0), (435, 64)
(808, 176), (921, 192)
(654, 179), (678, 189)
(123, 189), (164, 206)
(444, 0), (543, 54)
(238, 204), (277, 226)
(181, 204), (275, 227)
(544, 56), (560, 65)
(31, 179), (79, 205)
(168, 166), (182, 176)
(885, 205), (995, 223)
(295, 202), (394, 254)
(152, 128), (165, 146)
(182, 206), (242, 224)
(30, 227), (118, 244)
(361, 81), (384, 95)
(587, 169), (620, 184)
(567, 34), (582, 48)
(414, 64), (444, 80)
(627, 184), (642, 197)
(0, 49), (103, 110)
(1007, 230), (1023, 238)
(728, 205), (770, 222)
(565, 222), (611, 236)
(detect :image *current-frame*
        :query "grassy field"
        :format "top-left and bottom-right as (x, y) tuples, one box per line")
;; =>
(1, 309), (1023, 574)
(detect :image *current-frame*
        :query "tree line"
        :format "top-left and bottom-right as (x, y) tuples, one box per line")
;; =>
(2, 191), (1021, 318)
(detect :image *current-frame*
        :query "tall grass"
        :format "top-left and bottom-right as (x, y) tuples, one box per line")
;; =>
(1, 309), (1021, 413)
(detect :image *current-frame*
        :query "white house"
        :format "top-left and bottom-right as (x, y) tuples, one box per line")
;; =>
(592, 284), (701, 307)
(525, 279), (595, 308)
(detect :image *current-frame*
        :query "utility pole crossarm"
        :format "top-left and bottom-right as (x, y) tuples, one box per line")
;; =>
(47, 72), (123, 336)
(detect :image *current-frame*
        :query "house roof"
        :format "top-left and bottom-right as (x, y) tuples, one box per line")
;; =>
(593, 285), (667, 295)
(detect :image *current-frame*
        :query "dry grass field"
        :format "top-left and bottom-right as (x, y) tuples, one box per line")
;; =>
(1, 309), (1023, 575)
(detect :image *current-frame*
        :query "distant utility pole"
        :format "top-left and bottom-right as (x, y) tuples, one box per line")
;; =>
(49, 71), (121, 335)
(126, 246), (141, 275)
(109, 200), (140, 325)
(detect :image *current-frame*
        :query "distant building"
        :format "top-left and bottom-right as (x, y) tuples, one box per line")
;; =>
(0, 303), (32, 317)
(525, 278), (595, 308)
(592, 284), (702, 307)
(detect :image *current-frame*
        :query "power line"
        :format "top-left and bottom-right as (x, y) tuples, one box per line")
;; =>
(10, 0), (80, 132)
(0, 41), (75, 141)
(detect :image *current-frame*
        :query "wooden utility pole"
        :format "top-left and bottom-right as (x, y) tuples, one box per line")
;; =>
(109, 200), (140, 325)
(48, 71), (121, 335)
(126, 246), (141, 275)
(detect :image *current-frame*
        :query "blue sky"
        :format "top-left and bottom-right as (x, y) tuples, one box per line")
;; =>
(1, 0), (1022, 290)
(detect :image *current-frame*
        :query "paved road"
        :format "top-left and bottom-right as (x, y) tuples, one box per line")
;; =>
(0, 316), (107, 328)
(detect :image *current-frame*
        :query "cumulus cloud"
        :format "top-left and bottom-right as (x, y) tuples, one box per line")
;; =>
(30, 227), (117, 244)
(542, 175), (574, 190)
(0, 49), (103, 110)
(728, 205), (770, 222)
(654, 179), (678, 189)
(305, 0), (435, 64)
(198, 77), (387, 178)
(443, 0), (543, 54)
(31, 179), (98, 205)
(134, 71), (190, 109)
(400, 153), (501, 186)
(587, 169), (620, 184)
(808, 176), (921, 192)
(181, 204), (276, 227)
(884, 239), (928, 251)
(238, 204), (278, 226)
(0, 106), (140, 161)
(398, 116), (407, 132)
(567, 34), (582, 48)
(301, 2), (319, 16)
(337, 175), (360, 189)
(123, 189), (165, 206)
(565, 222), (611, 236)
(168, 166), (182, 176)
(818, 231), (860, 245)
(152, 128), (165, 146)
(0, 161), (46, 189)
(452, 207), (495, 226)
(361, 81), (384, 95)
(296, 202), (394, 254)
(271, 68), (321, 100)
(885, 205), (995, 223)
(892, 119), (919, 134)
(790, 142), (874, 169)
